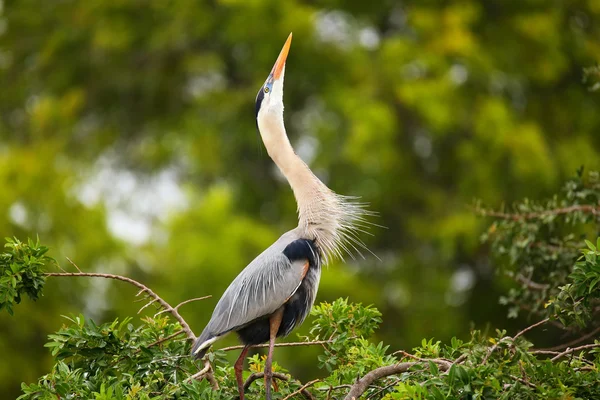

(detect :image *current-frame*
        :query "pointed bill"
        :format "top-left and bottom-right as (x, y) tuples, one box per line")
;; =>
(271, 33), (292, 80)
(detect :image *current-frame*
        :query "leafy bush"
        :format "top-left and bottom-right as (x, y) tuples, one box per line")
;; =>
(5, 171), (600, 399)
(0, 237), (52, 315)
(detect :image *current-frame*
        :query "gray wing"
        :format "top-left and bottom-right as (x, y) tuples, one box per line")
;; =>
(197, 230), (307, 343)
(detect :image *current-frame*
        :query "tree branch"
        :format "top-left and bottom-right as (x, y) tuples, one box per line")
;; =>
(281, 379), (320, 400)
(393, 350), (453, 370)
(534, 326), (600, 352)
(514, 318), (549, 340)
(550, 343), (600, 361)
(47, 262), (219, 390)
(174, 296), (212, 310)
(146, 330), (185, 349)
(478, 205), (600, 221)
(243, 372), (314, 399)
(483, 318), (549, 363)
(344, 362), (440, 400)
(45, 271), (197, 340)
(184, 360), (219, 389)
(220, 338), (340, 352)
(515, 274), (550, 290)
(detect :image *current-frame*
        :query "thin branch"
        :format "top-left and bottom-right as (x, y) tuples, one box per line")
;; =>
(174, 296), (212, 310)
(66, 257), (82, 273)
(186, 361), (210, 382)
(550, 343), (600, 362)
(477, 205), (600, 221)
(186, 362), (210, 382)
(393, 350), (452, 370)
(483, 318), (549, 364)
(452, 353), (468, 366)
(344, 362), (438, 400)
(55, 262), (68, 273)
(45, 272), (196, 340)
(508, 374), (537, 389)
(205, 367), (219, 390)
(514, 318), (549, 340)
(482, 337), (511, 364)
(365, 379), (401, 399)
(138, 298), (159, 314)
(535, 326), (600, 352)
(185, 360), (219, 389)
(515, 274), (550, 291)
(281, 379), (320, 400)
(243, 372), (314, 399)
(530, 350), (560, 356)
(146, 330), (185, 349)
(221, 338), (338, 352)
(317, 384), (353, 392)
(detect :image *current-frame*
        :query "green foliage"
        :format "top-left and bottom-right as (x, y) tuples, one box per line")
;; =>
(311, 299), (390, 379)
(18, 315), (207, 400)
(583, 64), (600, 91)
(6, 175), (600, 400)
(1, 0), (600, 396)
(480, 170), (600, 328)
(0, 237), (52, 315)
(548, 238), (600, 327)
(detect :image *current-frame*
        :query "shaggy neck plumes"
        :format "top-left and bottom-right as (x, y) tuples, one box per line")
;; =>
(258, 115), (372, 263)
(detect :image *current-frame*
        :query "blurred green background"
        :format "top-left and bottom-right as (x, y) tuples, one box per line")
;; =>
(1, 0), (599, 397)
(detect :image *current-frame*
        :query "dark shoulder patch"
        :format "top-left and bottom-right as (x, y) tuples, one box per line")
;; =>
(282, 239), (320, 268)
(255, 88), (265, 122)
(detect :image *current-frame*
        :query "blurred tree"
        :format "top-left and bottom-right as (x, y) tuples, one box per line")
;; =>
(0, 0), (599, 396)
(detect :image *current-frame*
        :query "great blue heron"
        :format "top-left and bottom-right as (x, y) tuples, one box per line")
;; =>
(192, 33), (372, 400)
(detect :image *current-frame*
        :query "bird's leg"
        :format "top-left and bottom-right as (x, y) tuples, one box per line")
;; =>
(265, 307), (283, 400)
(235, 345), (251, 400)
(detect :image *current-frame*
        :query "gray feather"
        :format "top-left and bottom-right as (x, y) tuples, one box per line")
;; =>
(192, 228), (308, 355)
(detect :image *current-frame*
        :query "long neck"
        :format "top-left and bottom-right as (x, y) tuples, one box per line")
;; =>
(259, 116), (341, 250)
(259, 113), (372, 263)
(260, 117), (332, 222)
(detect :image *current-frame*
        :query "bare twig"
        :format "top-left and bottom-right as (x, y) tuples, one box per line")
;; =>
(174, 296), (212, 310)
(452, 353), (468, 366)
(515, 274), (550, 290)
(483, 318), (549, 364)
(393, 350), (452, 370)
(535, 326), (600, 352)
(146, 330), (185, 349)
(514, 318), (549, 340)
(530, 350), (560, 356)
(138, 298), (159, 314)
(344, 362), (445, 400)
(185, 360), (219, 389)
(482, 337), (511, 364)
(45, 271), (196, 340)
(509, 374), (537, 389)
(243, 372), (313, 399)
(66, 257), (82, 273)
(281, 379), (320, 400)
(366, 378), (401, 399)
(221, 338), (338, 352)
(186, 361), (210, 382)
(317, 384), (353, 392)
(56, 262), (67, 273)
(550, 343), (600, 361)
(206, 367), (219, 390)
(478, 205), (600, 221)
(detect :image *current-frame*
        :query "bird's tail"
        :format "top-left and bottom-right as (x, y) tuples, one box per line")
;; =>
(192, 345), (208, 360)
(191, 332), (218, 359)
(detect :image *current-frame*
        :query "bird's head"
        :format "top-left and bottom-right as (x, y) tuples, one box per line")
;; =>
(255, 33), (292, 137)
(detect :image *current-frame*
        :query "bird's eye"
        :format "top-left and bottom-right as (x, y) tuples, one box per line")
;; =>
(264, 86), (270, 94)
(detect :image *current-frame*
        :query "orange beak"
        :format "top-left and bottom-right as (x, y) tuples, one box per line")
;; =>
(271, 33), (292, 80)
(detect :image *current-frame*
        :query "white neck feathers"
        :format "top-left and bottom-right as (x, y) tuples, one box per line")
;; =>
(258, 114), (372, 263)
